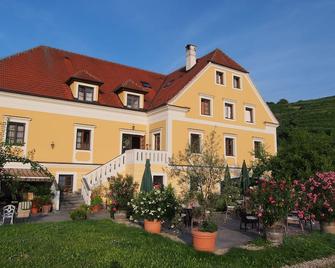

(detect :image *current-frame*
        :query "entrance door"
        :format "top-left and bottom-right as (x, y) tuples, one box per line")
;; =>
(122, 134), (145, 153)
(58, 175), (74, 193)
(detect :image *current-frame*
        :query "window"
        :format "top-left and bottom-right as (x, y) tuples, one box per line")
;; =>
(190, 133), (201, 153)
(76, 129), (91, 150)
(233, 75), (241, 89)
(153, 132), (161, 151)
(126, 94), (140, 109)
(216, 71), (224, 85)
(224, 102), (234, 120)
(6, 122), (25, 145)
(78, 85), (94, 102)
(225, 137), (235, 157)
(201, 98), (211, 116)
(245, 107), (254, 123)
(141, 81), (151, 88)
(254, 140), (262, 158)
(153, 175), (164, 188)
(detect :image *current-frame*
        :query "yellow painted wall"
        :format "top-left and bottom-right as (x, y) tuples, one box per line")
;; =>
(173, 65), (275, 128)
(148, 120), (166, 151)
(0, 107), (147, 164)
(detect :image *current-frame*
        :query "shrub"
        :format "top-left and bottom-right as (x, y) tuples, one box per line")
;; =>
(90, 196), (103, 207)
(295, 172), (335, 223)
(198, 220), (218, 233)
(107, 174), (138, 212)
(250, 175), (294, 227)
(70, 205), (89, 221)
(130, 187), (178, 221)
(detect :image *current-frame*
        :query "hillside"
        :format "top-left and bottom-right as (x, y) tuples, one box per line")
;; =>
(268, 96), (335, 136)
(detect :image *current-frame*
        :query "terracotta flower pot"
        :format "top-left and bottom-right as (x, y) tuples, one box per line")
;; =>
(192, 228), (217, 252)
(91, 204), (101, 213)
(320, 221), (335, 234)
(265, 225), (285, 246)
(114, 210), (127, 221)
(144, 219), (161, 234)
(31, 207), (39, 215)
(42, 204), (51, 215)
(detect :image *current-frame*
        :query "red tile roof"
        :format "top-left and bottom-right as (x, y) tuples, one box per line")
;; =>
(114, 79), (149, 94)
(0, 46), (247, 110)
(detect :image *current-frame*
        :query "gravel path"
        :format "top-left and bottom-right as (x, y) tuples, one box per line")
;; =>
(282, 255), (335, 268)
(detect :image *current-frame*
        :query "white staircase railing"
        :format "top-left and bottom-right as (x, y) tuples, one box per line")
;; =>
(81, 149), (169, 205)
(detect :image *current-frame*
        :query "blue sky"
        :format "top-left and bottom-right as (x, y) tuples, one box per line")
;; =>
(0, 0), (334, 102)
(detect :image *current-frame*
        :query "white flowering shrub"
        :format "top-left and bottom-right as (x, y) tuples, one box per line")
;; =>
(130, 186), (178, 221)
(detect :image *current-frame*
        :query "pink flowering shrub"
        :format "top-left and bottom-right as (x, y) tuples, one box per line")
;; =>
(294, 172), (335, 223)
(250, 175), (295, 227)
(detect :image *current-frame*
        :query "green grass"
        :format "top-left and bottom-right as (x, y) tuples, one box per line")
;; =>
(0, 220), (334, 268)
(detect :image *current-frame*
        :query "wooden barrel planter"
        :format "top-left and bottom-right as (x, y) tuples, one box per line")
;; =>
(320, 221), (335, 234)
(265, 225), (285, 246)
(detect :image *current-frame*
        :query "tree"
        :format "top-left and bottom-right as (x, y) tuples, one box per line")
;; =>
(169, 130), (225, 219)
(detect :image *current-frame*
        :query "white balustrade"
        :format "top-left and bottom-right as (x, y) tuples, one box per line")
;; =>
(81, 149), (169, 204)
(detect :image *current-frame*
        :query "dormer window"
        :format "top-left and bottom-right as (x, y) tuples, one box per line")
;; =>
(127, 93), (140, 109)
(78, 85), (94, 102)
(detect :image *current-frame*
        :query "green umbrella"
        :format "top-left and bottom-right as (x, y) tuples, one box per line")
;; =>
(140, 159), (153, 192)
(240, 160), (250, 196)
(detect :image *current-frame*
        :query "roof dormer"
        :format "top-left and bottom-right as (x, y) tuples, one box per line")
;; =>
(66, 70), (103, 103)
(114, 79), (149, 110)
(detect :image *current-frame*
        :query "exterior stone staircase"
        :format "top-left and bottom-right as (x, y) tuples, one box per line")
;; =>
(81, 149), (169, 205)
(60, 192), (85, 211)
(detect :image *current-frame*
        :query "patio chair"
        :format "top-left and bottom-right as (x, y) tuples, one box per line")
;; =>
(1, 205), (16, 225)
(17, 201), (32, 221)
(239, 210), (259, 232)
(224, 205), (236, 223)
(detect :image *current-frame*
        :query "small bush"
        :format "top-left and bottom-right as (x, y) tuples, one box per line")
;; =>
(198, 220), (218, 233)
(70, 205), (89, 221)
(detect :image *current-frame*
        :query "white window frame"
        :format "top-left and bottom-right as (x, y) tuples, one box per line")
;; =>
(76, 82), (98, 102)
(214, 69), (226, 86)
(119, 129), (146, 154)
(244, 105), (256, 124)
(253, 138), (263, 160)
(199, 94), (214, 117)
(3, 116), (31, 157)
(55, 172), (78, 193)
(72, 124), (95, 163)
(151, 129), (162, 151)
(188, 130), (204, 153)
(125, 92), (142, 109)
(224, 134), (237, 159)
(152, 173), (167, 187)
(232, 73), (243, 90)
(223, 100), (236, 121)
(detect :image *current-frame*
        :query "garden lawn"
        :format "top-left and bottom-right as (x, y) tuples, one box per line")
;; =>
(0, 220), (334, 268)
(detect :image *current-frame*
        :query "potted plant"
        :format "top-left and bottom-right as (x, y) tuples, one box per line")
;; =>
(90, 195), (103, 213)
(31, 197), (42, 215)
(107, 174), (138, 221)
(130, 186), (178, 234)
(294, 172), (335, 234)
(40, 194), (53, 215)
(250, 175), (294, 245)
(169, 130), (224, 252)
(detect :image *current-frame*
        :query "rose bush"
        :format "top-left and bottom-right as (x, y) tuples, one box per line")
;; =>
(251, 175), (294, 227)
(294, 172), (335, 223)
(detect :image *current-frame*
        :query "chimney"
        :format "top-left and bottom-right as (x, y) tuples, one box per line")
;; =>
(185, 44), (197, 71)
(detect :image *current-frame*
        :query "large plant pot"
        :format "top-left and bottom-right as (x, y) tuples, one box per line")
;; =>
(192, 228), (217, 252)
(42, 204), (51, 215)
(320, 221), (335, 234)
(114, 210), (127, 221)
(31, 207), (39, 215)
(90, 205), (101, 213)
(144, 219), (161, 234)
(265, 226), (285, 246)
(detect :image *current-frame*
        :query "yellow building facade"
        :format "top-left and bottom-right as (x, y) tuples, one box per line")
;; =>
(0, 45), (278, 206)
